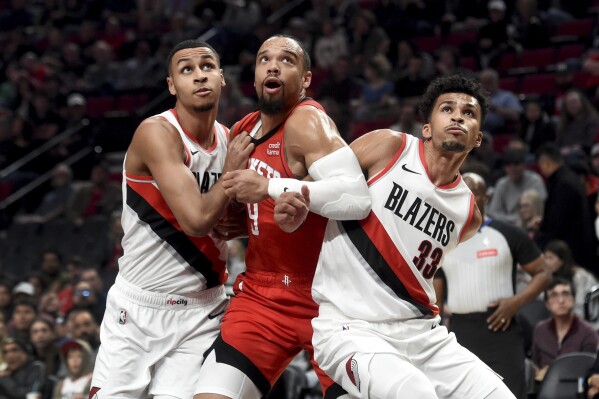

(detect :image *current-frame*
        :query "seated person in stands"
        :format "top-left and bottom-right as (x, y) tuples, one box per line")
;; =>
(531, 278), (598, 382)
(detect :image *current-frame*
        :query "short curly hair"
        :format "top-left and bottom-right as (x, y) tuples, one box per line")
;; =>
(419, 74), (488, 124)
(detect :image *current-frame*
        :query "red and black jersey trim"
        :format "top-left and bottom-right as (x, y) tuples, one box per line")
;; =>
(340, 219), (435, 317)
(126, 185), (222, 288)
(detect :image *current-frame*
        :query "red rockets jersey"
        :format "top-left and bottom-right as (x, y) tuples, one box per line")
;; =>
(232, 99), (328, 276)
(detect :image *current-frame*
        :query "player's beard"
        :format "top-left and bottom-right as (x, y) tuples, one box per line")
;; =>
(441, 141), (466, 152)
(258, 84), (286, 116)
(193, 102), (216, 113)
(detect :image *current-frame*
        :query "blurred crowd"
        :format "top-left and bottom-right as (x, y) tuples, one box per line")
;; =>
(0, 0), (599, 397)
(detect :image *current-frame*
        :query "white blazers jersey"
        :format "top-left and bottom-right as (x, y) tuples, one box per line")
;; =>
(119, 109), (229, 293)
(312, 133), (476, 321)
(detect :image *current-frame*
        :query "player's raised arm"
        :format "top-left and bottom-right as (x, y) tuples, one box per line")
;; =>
(127, 119), (253, 236)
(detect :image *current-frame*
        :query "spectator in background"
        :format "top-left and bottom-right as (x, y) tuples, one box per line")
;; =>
(434, 46), (473, 77)
(544, 239), (598, 319)
(389, 102), (423, 139)
(532, 278), (598, 382)
(313, 19), (348, 70)
(590, 144), (599, 176)
(53, 339), (93, 399)
(15, 163), (75, 225)
(29, 318), (60, 378)
(353, 56), (394, 121)
(487, 148), (547, 225)
(6, 299), (37, 342)
(348, 9), (389, 74)
(478, 0), (514, 69)
(67, 162), (121, 225)
(0, 283), (13, 323)
(0, 313), (7, 372)
(537, 143), (596, 270)
(67, 309), (99, 361)
(393, 54), (429, 101)
(518, 189), (544, 240)
(556, 89), (599, 155)
(518, 99), (556, 154)
(479, 68), (523, 135)
(37, 250), (66, 293)
(117, 40), (162, 91)
(70, 281), (103, 324)
(82, 40), (121, 95)
(37, 292), (61, 324)
(510, 0), (550, 49)
(79, 269), (107, 311)
(0, 337), (53, 399)
(102, 210), (123, 270)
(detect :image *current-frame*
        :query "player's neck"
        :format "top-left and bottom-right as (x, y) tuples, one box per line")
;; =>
(175, 105), (217, 147)
(259, 112), (288, 138)
(423, 145), (466, 187)
(259, 97), (303, 136)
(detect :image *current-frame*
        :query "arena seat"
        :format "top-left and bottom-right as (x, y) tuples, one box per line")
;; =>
(517, 48), (555, 70)
(555, 44), (586, 63)
(537, 352), (596, 399)
(520, 74), (557, 96)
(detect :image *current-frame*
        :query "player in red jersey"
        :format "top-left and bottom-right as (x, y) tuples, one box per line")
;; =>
(193, 35), (371, 399)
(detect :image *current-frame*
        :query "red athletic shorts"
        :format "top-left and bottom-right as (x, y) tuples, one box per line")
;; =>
(216, 270), (344, 398)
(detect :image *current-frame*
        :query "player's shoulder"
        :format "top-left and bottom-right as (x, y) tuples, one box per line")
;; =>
(132, 116), (181, 148)
(351, 129), (404, 154)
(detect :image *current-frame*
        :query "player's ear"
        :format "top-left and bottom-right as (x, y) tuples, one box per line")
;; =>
(167, 76), (176, 96)
(220, 69), (226, 87)
(422, 123), (431, 140)
(473, 130), (483, 148)
(302, 71), (312, 90)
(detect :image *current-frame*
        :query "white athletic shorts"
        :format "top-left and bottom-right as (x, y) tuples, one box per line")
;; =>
(312, 304), (516, 399)
(90, 275), (228, 399)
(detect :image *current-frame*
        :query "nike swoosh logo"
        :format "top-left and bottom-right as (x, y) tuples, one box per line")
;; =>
(401, 164), (420, 175)
(207, 310), (225, 320)
(191, 150), (199, 155)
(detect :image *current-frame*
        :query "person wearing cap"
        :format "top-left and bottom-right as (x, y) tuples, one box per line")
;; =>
(53, 339), (94, 399)
(487, 148), (546, 226)
(0, 336), (53, 398)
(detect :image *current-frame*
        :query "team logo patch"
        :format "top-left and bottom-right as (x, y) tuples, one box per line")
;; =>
(118, 310), (127, 325)
(477, 249), (498, 259)
(345, 355), (361, 392)
(89, 386), (101, 399)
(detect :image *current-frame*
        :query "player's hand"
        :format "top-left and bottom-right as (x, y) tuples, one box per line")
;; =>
(486, 297), (519, 332)
(213, 201), (247, 240)
(274, 185), (310, 233)
(222, 169), (269, 203)
(223, 132), (254, 173)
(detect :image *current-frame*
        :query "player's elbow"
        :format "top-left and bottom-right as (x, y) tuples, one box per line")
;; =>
(319, 194), (371, 220)
(179, 218), (212, 237)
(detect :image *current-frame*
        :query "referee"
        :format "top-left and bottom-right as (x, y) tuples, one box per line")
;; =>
(434, 172), (551, 399)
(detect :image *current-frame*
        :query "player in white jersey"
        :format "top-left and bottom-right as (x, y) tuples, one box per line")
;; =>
(275, 75), (516, 398)
(90, 40), (254, 399)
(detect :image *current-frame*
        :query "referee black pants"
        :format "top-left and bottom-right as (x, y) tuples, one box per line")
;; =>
(450, 310), (526, 399)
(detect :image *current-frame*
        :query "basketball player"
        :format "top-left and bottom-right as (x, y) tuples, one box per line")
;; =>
(193, 35), (370, 399)
(279, 74), (517, 398)
(89, 40), (254, 399)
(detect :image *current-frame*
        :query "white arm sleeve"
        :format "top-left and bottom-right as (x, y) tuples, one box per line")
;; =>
(267, 146), (371, 220)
